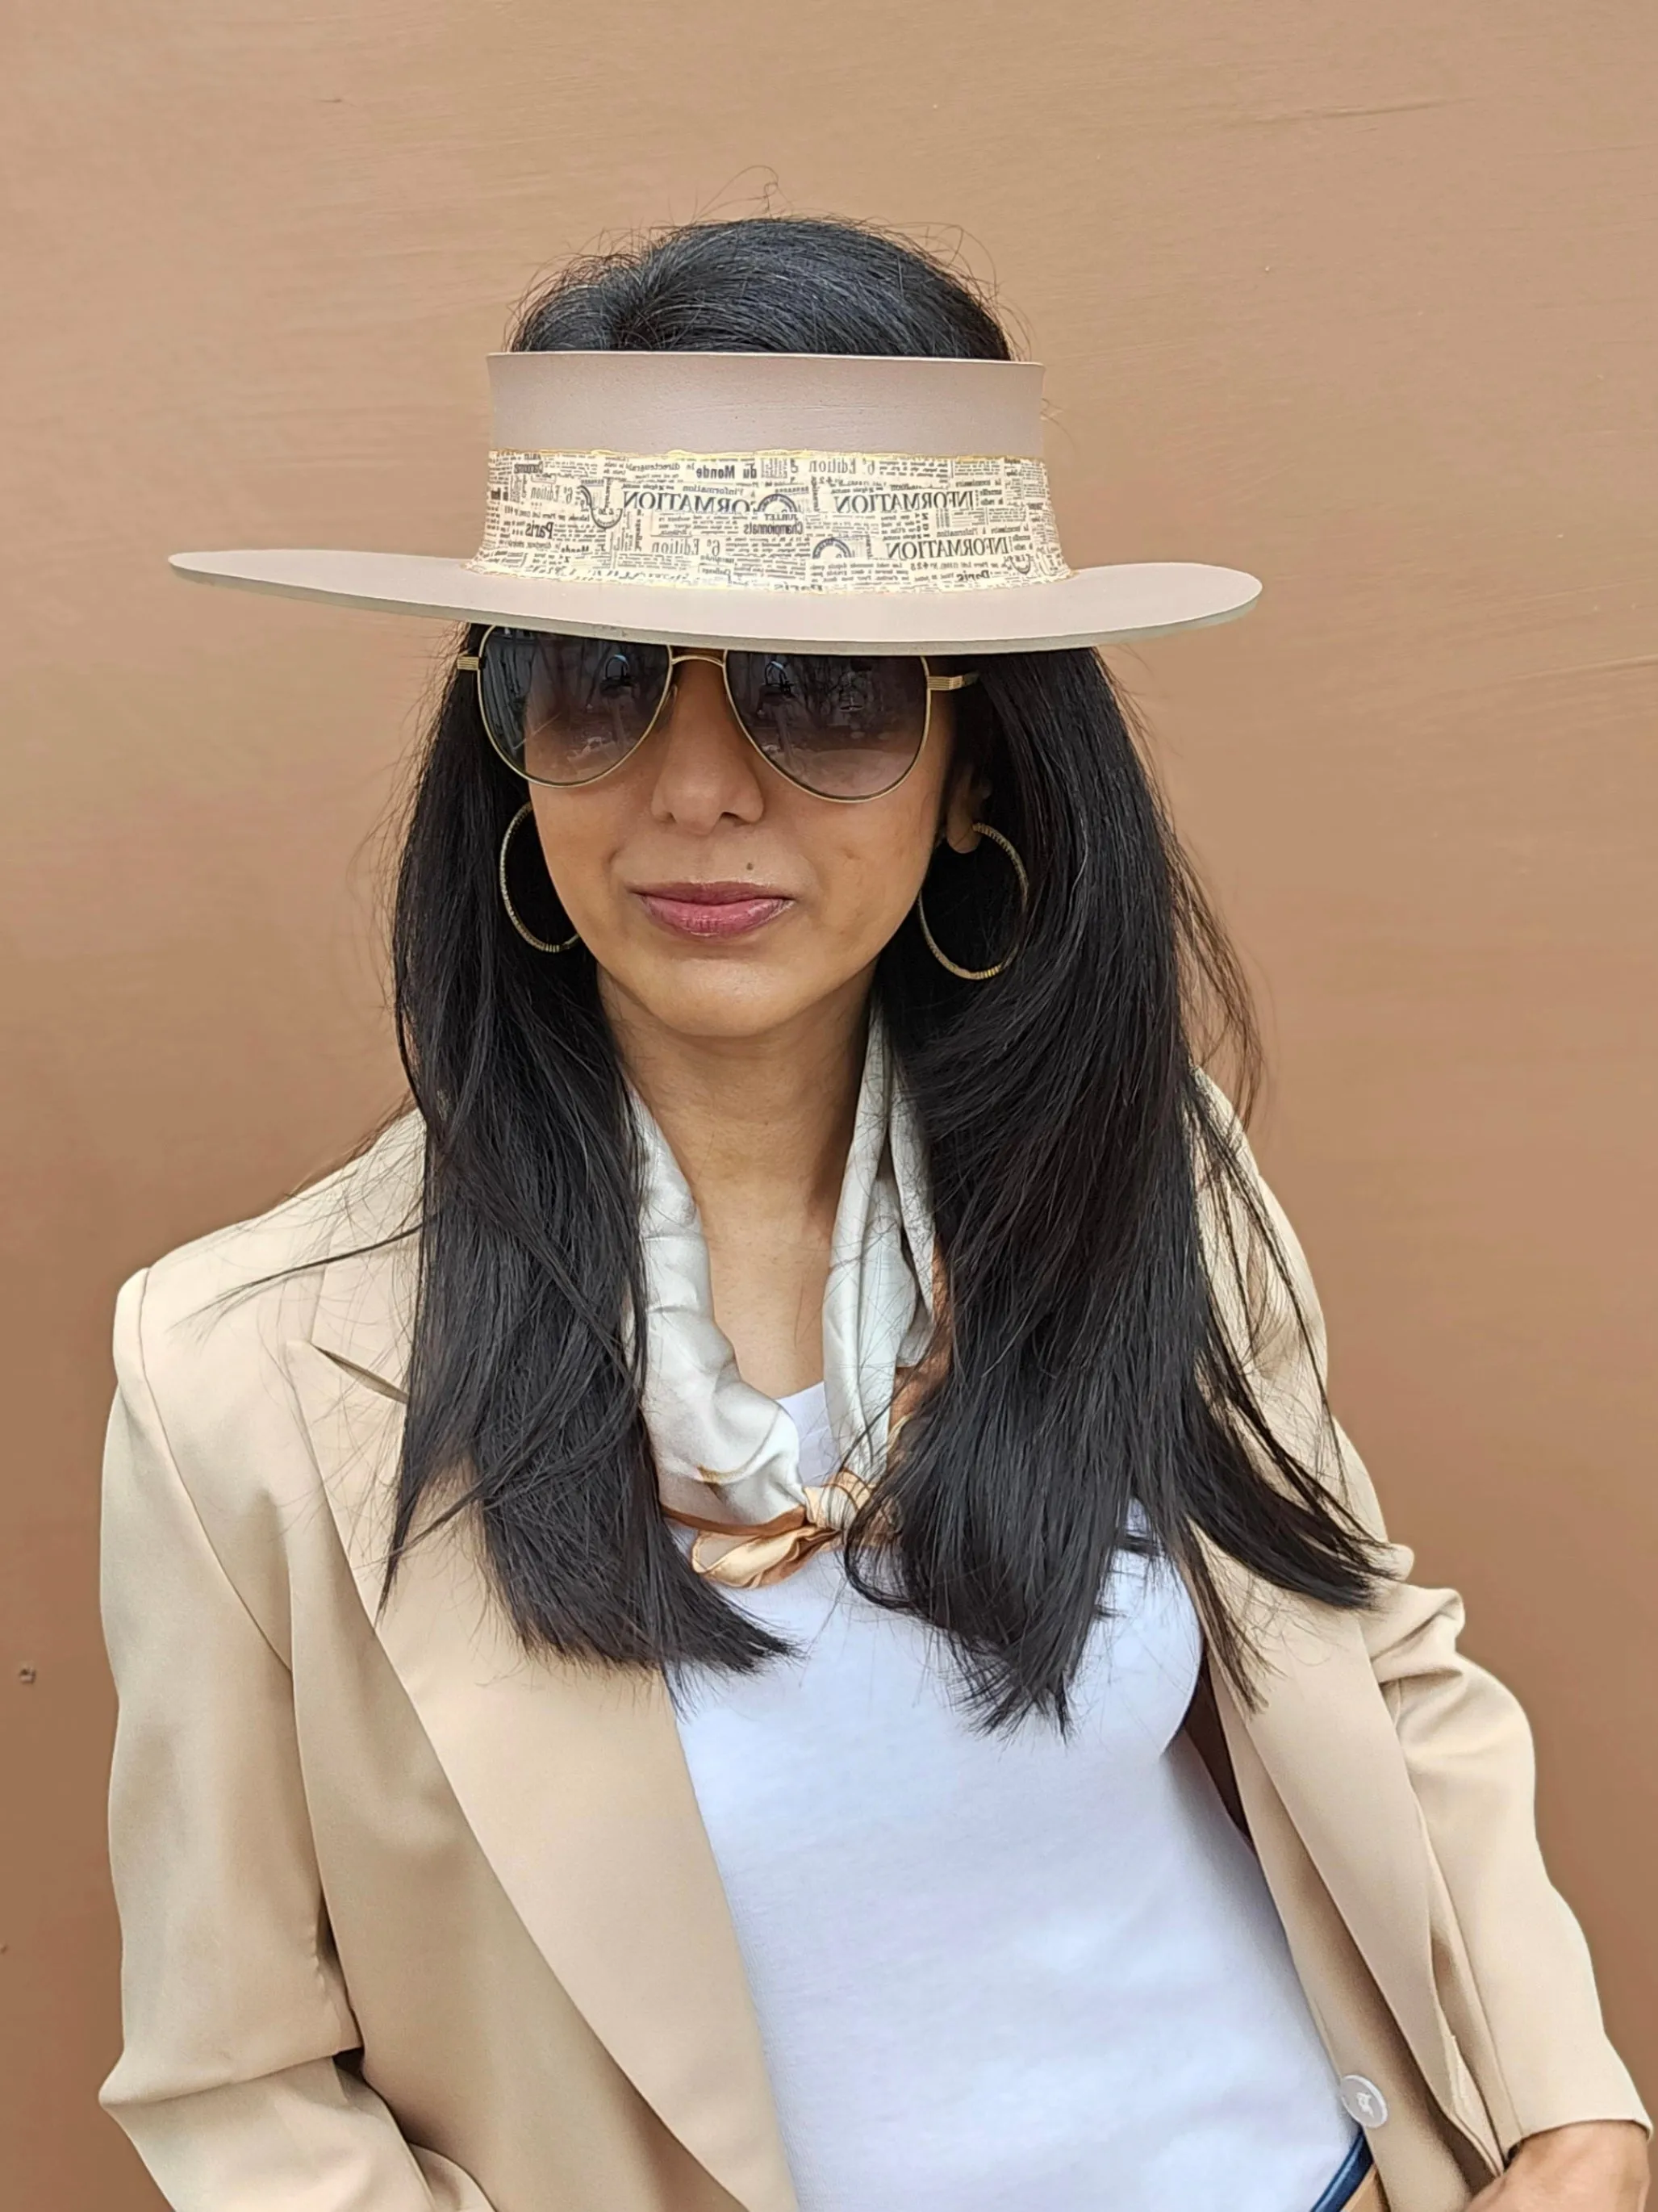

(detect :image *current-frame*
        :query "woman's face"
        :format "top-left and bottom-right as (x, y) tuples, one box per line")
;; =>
(525, 654), (979, 1043)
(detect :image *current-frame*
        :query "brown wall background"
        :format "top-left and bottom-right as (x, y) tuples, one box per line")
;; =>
(4, 2), (1655, 2199)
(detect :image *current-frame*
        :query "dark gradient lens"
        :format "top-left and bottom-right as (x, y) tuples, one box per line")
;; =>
(725, 653), (930, 798)
(478, 630), (671, 784)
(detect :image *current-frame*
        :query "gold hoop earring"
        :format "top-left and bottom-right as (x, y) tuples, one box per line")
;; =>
(499, 801), (581, 953)
(916, 822), (1030, 982)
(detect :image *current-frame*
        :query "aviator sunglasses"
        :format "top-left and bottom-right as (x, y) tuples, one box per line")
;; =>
(458, 626), (979, 802)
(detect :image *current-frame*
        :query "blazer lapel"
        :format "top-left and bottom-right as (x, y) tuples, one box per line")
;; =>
(289, 1239), (797, 2212)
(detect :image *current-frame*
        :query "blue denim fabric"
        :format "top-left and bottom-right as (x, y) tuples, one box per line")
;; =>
(1309, 2132), (1374, 2212)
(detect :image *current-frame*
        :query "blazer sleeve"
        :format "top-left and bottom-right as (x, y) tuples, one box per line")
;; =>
(1221, 1118), (1651, 2150)
(98, 1267), (497, 2212)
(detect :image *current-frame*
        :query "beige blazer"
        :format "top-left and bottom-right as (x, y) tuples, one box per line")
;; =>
(98, 1110), (1648, 2212)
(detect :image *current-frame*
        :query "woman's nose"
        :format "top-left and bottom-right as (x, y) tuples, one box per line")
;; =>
(646, 656), (766, 827)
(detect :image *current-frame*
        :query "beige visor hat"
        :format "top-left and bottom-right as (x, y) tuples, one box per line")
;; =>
(172, 349), (1261, 654)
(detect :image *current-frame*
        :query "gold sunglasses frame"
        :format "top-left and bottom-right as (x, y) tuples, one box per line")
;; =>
(457, 625), (978, 805)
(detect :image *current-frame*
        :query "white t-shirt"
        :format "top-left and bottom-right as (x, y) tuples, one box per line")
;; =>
(670, 1382), (1357, 2212)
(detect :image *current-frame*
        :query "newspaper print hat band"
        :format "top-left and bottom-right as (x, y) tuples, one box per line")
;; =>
(171, 350), (1263, 654)
(473, 446), (1068, 596)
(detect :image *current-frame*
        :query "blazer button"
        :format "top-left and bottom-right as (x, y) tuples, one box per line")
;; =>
(1339, 2076), (1390, 2128)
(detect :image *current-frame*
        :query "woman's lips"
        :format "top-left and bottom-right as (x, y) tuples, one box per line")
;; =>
(633, 882), (795, 939)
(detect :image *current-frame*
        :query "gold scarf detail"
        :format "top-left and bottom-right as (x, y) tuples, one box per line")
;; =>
(660, 1475), (875, 1591)
(658, 1346), (943, 1588)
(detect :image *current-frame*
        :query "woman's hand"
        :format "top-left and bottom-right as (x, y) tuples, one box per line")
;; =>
(1468, 2123), (1649, 2210)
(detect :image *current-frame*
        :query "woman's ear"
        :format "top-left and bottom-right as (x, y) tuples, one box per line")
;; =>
(942, 761), (992, 854)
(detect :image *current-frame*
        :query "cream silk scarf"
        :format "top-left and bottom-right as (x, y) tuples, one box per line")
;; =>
(635, 1016), (938, 1588)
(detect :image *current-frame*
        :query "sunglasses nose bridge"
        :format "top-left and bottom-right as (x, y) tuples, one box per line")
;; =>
(657, 646), (735, 725)
(649, 648), (765, 779)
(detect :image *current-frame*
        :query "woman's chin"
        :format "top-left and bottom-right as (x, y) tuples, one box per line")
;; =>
(598, 950), (867, 1047)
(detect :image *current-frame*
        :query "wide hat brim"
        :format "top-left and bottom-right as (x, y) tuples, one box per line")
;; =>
(169, 546), (1260, 655)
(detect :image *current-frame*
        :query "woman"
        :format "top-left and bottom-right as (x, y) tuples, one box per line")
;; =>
(99, 218), (1647, 2212)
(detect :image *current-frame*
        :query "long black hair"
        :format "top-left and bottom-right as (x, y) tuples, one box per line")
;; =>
(388, 215), (1380, 1731)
